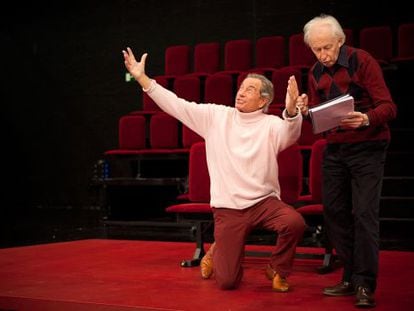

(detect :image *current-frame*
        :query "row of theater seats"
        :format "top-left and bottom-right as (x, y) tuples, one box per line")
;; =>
(103, 23), (413, 179)
(357, 23), (414, 66)
(156, 30), (350, 81)
(143, 66), (303, 113)
(105, 65), (323, 167)
(155, 22), (414, 82)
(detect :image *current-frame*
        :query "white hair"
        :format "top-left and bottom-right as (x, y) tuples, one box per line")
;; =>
(303, 14), (346, 46)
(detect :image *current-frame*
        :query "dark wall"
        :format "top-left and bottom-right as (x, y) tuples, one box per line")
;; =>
(1, 0), (411, 210)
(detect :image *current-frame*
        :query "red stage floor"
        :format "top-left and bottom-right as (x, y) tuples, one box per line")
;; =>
(0, 239), (413, 310)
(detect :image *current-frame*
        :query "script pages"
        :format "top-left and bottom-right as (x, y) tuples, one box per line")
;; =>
(308, 94), (355, 134)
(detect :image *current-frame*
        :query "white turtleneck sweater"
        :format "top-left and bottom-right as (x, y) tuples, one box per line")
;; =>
(145, 80), (302, 210)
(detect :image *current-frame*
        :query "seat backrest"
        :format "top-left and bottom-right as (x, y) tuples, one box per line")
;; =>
(397, 23), (414, 58)
(173, 75), (201, 103)
(255, 35), (286, 69)
(308, 139), (327, 203)
(288, 33), (316, 67)
(149, 113), (179, 149)
(204, 73), (234, 106)
(118, 115), (146, 149)
(343, 28), (354, 46)
(358, 26), (393, 64)
(224, 39), (253, 71)
(297, 119), (323, 149)
(188, 142), (210, 202)
(194, 42), (221, 74)
(164, 45), (192, 76)
(278, 143), (303, 204)
(271, 66), (302, 106)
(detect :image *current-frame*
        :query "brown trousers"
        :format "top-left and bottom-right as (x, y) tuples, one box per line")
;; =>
(212, 196), (305, 289)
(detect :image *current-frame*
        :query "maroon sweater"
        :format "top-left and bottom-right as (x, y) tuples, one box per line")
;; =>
(307, 45), (397, 143)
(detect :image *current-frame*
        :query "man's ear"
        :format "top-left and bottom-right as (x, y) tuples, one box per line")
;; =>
(259, 98), (267, 109)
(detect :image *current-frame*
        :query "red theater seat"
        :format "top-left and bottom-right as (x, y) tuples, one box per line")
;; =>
(392, 23), (414, 62)
(149, 113), (180, 149)
(192, 42), (221, 76)
(166, 142), (305, 266)
(224, 39), (253, 72)
(358, 26), (393, 65)
(288, 33), (316, 72)
(296, 138), (336, 273)
(253, 35), (286, 76)
(164, 44), (192, 76)
(204, 73), (234, 106)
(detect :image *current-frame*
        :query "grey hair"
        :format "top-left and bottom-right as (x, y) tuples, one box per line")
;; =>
(246, 73), (274, 112)
(303, 14), (346, 47)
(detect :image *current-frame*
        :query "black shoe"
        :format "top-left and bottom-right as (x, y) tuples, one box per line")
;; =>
(323, 281), (355, 296)
(355, 286), (376, 308)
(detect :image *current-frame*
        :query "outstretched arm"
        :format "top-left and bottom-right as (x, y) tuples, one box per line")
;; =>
(122, 46), (209, 137)
(122, 47), (152, 90)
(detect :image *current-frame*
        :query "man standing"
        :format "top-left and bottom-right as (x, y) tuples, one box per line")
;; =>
(297, 14), (397, 308)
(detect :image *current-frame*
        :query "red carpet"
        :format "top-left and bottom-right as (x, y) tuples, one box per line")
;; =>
(0, 239), (413, 310)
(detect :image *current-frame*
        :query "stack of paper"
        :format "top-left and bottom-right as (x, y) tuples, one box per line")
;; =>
(308, 94), (355, 134)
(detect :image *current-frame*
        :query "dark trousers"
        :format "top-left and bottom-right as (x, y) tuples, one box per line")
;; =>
(323, 140), (388, 291)
(212, 196), (305, 290)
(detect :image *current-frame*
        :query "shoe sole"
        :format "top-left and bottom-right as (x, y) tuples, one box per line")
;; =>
(355, 302), (376, 308)
(323, 292), (355, 297)
(272, 288), (289, 293)
(323, 291), (356, 296)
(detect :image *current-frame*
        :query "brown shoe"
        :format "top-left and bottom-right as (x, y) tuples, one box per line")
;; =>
(200, 243), (215, 279)
(355, 286), (376, 308)
(200, 254), (213, 279)
(265, 264), (289, 292)
(323, 281), (355, 296)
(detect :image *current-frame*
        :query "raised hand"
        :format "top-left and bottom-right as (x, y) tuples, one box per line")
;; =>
(122, 47), (147, 80)
(122, 47), (151, 89)
(285, 76), (299, 116)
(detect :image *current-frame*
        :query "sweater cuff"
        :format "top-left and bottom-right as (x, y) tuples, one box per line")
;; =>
(142, 79), (156, 93)
(283, 107), (300, 119)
